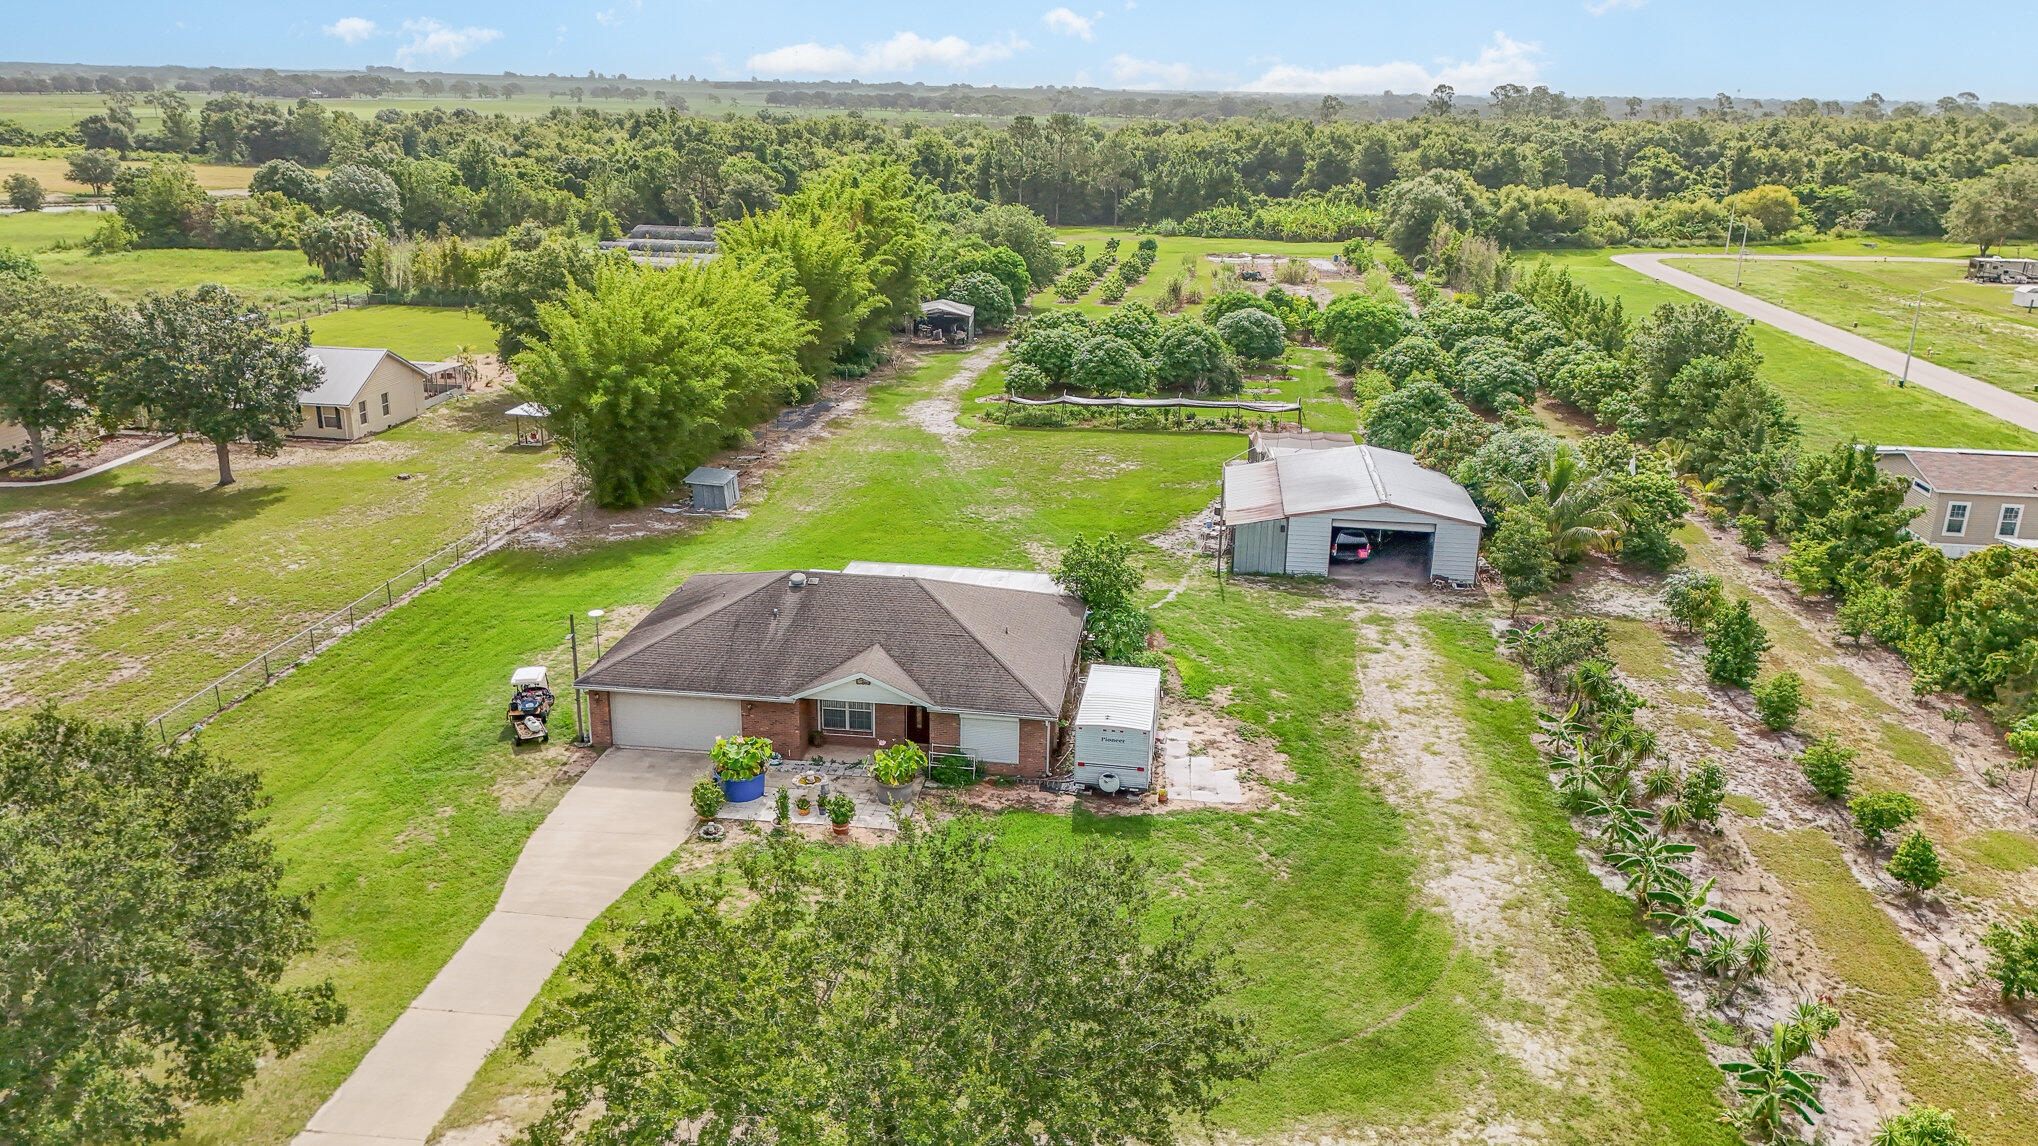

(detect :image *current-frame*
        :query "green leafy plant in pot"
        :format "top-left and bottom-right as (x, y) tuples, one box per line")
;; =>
(710, 735), (774, 803)
(825, 793), (855, 835)
(871, 743), (927, 805)
(691, 778), (726, 821)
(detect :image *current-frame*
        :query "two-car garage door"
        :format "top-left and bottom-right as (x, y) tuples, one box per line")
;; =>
(608, 693), (742, 751)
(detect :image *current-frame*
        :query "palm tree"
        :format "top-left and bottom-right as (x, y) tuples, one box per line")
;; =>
(1503, 448), (1626, 565)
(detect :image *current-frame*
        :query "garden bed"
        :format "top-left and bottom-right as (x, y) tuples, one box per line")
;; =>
(0, 432), (173, 482)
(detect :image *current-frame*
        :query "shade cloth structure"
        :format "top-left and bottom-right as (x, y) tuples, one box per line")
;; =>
(1007, 394), (1300, 413)
(505, 402), (551, 447)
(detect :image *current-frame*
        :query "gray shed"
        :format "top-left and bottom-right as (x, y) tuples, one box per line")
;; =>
(919, 299), (976, 344)
(1221, 443), (1487, 584)
(684, 466), (741, 512)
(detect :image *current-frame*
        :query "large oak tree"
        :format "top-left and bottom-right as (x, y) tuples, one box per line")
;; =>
(0, 278), (114, 469)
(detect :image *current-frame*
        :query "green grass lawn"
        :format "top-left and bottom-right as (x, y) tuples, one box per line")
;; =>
(304, 305), (497, 361)
(0, 393), (564, 721)
(1678, 256), (2038, 397)
(34, 246), (336, 307)
(0, 206), (102, 250)
(148, 344), (1739, 1143)
(1526, 250), (2038, 451)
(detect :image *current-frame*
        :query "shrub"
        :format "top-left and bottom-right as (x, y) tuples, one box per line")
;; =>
(927, 753), (976, 788)
(1850, 791), (1922, 846)
(1318, 293), (1409, 369)
(1886, 830), (1944, 894)
(1661, 570), (1725, 632)
(1518, 618), (1611, 679)
(872, 742), (928, 786)
(1752, 672), (1803, 730)
(1681, 760), (1728, 828)
(1070, 333), (1151, 394)
(1797, 737), (1857, 800)
(945, 270), (1016, 331)
(5, 173), (46, 212)
(1872, 1106), (1973, 1146)
(85, 214), (135, 255)
(1216, 308), (1286, 360)
(1737, 514), (1767, 553)
(1377, 335), (1451, 385)
(825, 793), (856, 826)
(691, 778), (726, 820)
(709, 735), (774, 781)
(1004, 361), (1052, 396)
(1702, 599), (1770, 688)
(1980, 918), (2038, 1002)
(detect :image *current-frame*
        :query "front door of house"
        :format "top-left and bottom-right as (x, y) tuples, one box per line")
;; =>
(905, 706), (931, 745)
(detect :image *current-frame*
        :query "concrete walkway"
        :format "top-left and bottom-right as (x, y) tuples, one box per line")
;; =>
(292, 748), (710, 1146)
(1611, 252), (2038, 437)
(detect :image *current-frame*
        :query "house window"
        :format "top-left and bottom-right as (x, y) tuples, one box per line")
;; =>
(819, 700), (875, 735)
(1944, 502), (1969, 536)
(2002, 505), (2024, 538)
(380, 392), (390, 416)
(317, 407), (342, 430)
(358, 399), (369, 422)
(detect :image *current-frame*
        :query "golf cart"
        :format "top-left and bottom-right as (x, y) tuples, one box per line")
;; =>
(507, 666), (555, 744)
(1330, 529), (1372, 563)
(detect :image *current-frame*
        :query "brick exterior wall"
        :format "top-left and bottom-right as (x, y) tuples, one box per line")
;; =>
(929, 711), (961, 750)
(588, 690), (612, 746)
(741, 700), (813, 756)
(874, 702), (908, 745)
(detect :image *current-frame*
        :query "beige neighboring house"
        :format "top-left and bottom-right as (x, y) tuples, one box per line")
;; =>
(296, 346), (461, 442)
(1875, 446), (2038, 557)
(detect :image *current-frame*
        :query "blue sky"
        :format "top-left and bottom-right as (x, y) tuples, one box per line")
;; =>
(6, 2), (2013, 102)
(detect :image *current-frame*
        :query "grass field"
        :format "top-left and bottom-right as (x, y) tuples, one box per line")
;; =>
(34, 245), (335, 306)
(0, 152), (254, 193)
(1678, 256), (2038, 397)
(0, 393), (564, 721)
(0, 204), (100, 249)
(1046, 228), (1344, 317)
(1526, 250), (2038, 451)
(304, 305), (496, 361)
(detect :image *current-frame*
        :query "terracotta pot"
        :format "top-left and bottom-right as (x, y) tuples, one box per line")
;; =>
(832, 822), (850, 836)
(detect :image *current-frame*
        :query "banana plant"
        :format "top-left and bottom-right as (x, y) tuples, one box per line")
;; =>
(1603, 831), (1694, 910)
(1646, 876), (1741, 964)
(1719, 1004), (1839, 1141)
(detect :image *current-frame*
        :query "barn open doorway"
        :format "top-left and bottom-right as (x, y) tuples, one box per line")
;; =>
(1327, 525), (1433, 584)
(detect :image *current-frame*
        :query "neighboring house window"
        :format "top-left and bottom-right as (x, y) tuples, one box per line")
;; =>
(1944, 502), (1969, 536)
(381, 392), (390, 416)
(2002, 505), (2024, 538)
(819, 699), (875, 735)
(358, 399), (369, 422)
(317, 407), (341, 429)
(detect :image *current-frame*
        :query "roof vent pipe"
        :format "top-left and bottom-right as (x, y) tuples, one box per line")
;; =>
(789, 572), (808, 590)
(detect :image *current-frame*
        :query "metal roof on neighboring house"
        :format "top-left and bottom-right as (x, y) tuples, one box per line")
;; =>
(1876, 445), (2038, 495)
(574, 569), (1085, 720)
(297, 346), (429, 407)
(921, 299), (976, 318)
(842, 561), (1063, 595)
(1221, 443), (1486, 527)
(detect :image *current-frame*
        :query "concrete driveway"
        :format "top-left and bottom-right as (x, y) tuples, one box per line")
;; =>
(1611, 252), (2038, 437)
(292, 748), (710, 1146)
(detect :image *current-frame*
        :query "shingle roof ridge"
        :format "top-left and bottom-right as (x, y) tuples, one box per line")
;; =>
(916, 577), (1063, 713)
(591, 570), (782, 675)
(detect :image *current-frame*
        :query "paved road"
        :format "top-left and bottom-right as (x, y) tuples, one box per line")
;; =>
(1611, 252), (2038, 437)
(291, 748), (709, 1146)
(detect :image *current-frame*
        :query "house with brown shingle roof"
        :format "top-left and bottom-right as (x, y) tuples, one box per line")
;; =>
(1875, 446), (2038, 557)
(575, 567), (1086, 775)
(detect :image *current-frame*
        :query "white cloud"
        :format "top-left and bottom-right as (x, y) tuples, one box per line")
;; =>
(1042, 7), (1095, 40)
(1586, 0), (1647, 12)
(395, 18), (503, 63)
(321, 17), (379, 44)
(1109, 54), (1225, 91)
(747, 31), (1026, 76)
(595, 0), (641, 27)
(1237, 32), (1542, 94)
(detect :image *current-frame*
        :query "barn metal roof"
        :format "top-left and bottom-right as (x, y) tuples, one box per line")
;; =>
(1221, 444), (1486, 527)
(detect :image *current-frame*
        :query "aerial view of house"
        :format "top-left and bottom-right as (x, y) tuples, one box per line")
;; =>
(576, 565), (1085, 773)
(1877, 444), (2038, 556)
(295, 346), (461, 442)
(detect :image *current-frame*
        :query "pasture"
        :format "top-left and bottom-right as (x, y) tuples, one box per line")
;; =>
(1678, 256), (2038, 398)
(0, 151), (254, 193)
(304, 305), (495, 361)
(0, 203), (100, 249)
(34, 245), (334, 306)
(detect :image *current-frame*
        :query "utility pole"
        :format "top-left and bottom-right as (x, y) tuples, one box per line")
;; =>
(1900, 287), (1947, 387)
(569, 615), (586, 744)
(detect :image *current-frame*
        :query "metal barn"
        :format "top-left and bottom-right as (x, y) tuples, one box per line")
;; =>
(685, 466), (741, 512)
(1071, 664), (1164, 792)
(1221, 443), (1486, 585)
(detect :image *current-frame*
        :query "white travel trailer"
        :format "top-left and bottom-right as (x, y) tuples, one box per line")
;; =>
(1071, 664), (1164, 792)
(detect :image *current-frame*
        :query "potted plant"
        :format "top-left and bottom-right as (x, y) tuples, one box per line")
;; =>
(871, 742), (927, 806)
(826, 793), (855, 836)
(691, 778), (726, 821)
(796, 794), (812, 815)
(710, 735), (773, 804)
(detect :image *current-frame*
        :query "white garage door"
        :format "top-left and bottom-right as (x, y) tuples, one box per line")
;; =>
(960, 714), (1021, 765)
(609, 693), (742, 751)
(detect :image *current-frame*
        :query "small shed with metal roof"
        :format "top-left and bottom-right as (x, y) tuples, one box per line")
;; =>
(918, 299), (976, 344)
(684, 465), (741, 512)
(1221, 443), (1487, 584)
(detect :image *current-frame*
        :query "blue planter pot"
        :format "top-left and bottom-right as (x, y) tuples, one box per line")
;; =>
(719, 771), (767, 803)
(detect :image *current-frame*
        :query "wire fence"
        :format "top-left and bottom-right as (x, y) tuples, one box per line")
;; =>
(149, 472), (586, 744)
